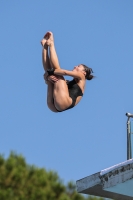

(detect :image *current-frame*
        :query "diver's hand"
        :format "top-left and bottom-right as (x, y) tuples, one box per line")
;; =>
(48, 75), (59, 83)
(43, 72), (58, 84)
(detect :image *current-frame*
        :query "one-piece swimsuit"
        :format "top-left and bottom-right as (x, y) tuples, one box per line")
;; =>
(54, 79), (83, 112)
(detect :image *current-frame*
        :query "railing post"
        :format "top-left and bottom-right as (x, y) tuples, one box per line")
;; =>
(126, 113), (133, 160)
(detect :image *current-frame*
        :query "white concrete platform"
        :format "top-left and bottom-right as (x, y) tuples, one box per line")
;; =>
(76, 159), (133, 200)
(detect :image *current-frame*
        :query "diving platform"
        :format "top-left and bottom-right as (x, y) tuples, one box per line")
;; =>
(76, 113), (133, 199)
(76, 159), (133, 200)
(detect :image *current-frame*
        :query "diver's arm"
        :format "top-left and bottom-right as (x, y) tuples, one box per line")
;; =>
(49, 69), (85, 80)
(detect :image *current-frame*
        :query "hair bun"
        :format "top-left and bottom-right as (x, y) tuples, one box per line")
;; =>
(87, 74), (94, 80)
(82, 64), (94, 81)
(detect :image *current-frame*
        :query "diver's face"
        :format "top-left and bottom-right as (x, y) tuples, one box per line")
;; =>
(73, 64), (84, 72)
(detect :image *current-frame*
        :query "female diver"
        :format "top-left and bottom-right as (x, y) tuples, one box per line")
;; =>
(41, 31), (94, 112)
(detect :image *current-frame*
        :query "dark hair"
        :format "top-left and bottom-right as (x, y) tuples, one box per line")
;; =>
(81, 64), (94, 80)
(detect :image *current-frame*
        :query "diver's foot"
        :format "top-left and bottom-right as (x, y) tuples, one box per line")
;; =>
(41, 38), (47, 47)
(45, 32), (54, 47)
(46, 39), (54, 47)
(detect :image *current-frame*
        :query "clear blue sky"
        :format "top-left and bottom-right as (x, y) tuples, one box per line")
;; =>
(1, 0), (133, 184)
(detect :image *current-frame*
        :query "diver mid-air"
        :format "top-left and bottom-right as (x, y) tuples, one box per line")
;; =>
(41, 31), (94, 112)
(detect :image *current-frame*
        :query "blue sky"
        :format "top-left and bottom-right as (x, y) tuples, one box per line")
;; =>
(0, 0), (133, 185)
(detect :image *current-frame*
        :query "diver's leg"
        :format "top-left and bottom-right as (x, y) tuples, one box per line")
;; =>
(53, 79), (72, 111)
(49, 44), (61, 69)
(46, 32), (61, 69)
(41, 35), (59, 112)
(47, 81), (58, 113)
(41, 38), (51, 71)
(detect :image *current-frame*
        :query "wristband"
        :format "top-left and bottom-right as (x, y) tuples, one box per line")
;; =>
(47, 68), (55, 76)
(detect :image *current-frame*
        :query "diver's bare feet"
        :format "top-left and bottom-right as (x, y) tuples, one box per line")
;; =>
(45, 31), (54, 47)
(41, 38), (47, 47)
(40, 32), (50, 47)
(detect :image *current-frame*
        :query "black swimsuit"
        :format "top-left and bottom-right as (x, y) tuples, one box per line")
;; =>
(55, 79), (83, 112)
